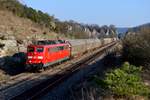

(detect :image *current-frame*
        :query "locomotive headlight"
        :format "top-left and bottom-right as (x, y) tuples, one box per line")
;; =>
(37, 56), (43, 59)
(28, 56), (33, 59)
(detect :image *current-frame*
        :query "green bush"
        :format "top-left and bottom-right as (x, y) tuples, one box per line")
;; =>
(94, 62), (150, 98)
(105, 62), (149, 97)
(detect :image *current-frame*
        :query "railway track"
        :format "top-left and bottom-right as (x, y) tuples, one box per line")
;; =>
(0, 73), (34, 91)
(9, 41), (117, 100)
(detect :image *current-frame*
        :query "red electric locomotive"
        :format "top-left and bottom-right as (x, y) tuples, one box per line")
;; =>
(26, 40), (71, 70)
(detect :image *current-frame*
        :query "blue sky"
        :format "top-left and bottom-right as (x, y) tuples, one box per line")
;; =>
(22, 0), (150, 27)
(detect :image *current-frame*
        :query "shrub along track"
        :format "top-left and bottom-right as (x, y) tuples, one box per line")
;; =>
(0, 41), (117, 100)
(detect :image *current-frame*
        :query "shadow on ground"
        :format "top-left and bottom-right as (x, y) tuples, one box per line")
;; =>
(0, 52), (26, 76)
(103, 52), (122, 68)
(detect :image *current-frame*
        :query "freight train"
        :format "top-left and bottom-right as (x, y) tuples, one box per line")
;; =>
(26, 38), (116, 70)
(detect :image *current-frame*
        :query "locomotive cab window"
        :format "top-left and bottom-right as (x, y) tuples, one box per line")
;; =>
(36, 47), (44, 52)
(28, 47), (34, 52)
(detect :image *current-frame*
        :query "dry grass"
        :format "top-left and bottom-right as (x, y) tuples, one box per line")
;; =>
(0, 10), (59, 40)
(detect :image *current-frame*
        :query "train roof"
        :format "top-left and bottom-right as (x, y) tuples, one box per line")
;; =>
(34, 40), (65, 44)
(28, 40), (68, 47)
